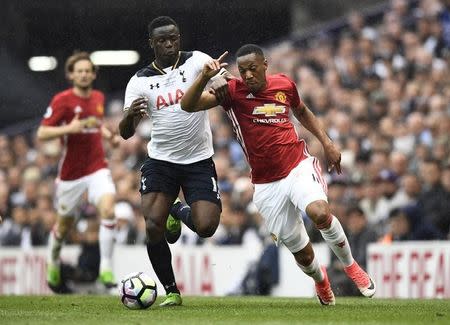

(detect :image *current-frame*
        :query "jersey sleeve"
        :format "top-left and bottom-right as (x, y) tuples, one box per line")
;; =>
(41, 96), (66, 126)
(220, 79), (236, 111)
(123, 76), (142, 111)
(290, 79), (303, 109)
(192, 51), (213, 74)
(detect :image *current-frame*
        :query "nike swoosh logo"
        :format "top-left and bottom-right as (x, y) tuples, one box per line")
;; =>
(367, 279), (375, 290)
(129, 279), (135, 289)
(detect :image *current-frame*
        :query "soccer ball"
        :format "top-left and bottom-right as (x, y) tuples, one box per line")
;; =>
(119, 272), (157, 309)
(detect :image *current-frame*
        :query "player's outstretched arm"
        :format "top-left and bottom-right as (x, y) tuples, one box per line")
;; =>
(181, 52), (228, 113)
(119, 98), (147, 139)
(37, 113), (83, 140)
(292, 102), (342, 174)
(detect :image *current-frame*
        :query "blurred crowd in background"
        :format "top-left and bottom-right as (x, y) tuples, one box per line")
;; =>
(1, 0), (449, 282)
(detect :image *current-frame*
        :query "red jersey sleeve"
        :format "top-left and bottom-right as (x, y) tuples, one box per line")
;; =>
(41, 95), (67, 126)
(220, 79), (236, 111)
(289, 79), (303, 109)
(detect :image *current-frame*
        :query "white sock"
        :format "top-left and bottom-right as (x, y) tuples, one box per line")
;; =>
(319, 216), (354, 267)
(297, 256), (324, 283)
(47, 227), (63, 266)
(99, 219), (116, 272)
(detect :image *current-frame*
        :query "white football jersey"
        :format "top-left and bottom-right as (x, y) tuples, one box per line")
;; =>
(124, 50), (214, 164)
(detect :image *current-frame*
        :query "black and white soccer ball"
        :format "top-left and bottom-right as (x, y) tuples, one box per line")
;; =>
(119, 272), (157, 309)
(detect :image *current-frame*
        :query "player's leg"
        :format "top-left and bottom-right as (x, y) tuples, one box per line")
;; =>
(47, 178), (86, 292)
(306, 200), (376, 297)
(140, 158), (182, 306)
(142, 192), (182, 306)
(285, 222), (335, 306)
(290, 157), (376, 298)
(177, 157), (221, 238)
(283, 200), (335, 305)
(87, 169), (117, 288)
(253, 180), (334, 305)
(47, 216), (75, 287)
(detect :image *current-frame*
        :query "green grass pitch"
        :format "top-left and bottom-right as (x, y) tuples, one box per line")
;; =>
(0, 295), (449, 325)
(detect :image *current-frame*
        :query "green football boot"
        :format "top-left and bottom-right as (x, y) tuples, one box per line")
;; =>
(47, 263), (61, 287)
(165, 198), (182, 244)
(99, 270), (117, 289)
(159, 292), (183, 307)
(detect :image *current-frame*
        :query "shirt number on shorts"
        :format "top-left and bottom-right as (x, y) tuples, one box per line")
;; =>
(211, 177), (218, 192)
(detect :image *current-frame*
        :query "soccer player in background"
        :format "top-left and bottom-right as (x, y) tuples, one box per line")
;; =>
(119, 16), (227, 306)
(37, 52), (120, 292)
(181, 44), (376, 305)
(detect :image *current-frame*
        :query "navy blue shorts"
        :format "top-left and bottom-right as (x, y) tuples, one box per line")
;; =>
(139, 157), (221, 208)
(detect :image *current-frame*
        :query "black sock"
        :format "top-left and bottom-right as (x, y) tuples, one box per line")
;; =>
(146, 238), (180, 295)
(171, 202), (196, 233)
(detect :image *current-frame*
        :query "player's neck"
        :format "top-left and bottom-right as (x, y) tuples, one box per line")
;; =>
(252, 80), (267, 94)
(72, 86), (92, 98)
(153, 52), (181, 71)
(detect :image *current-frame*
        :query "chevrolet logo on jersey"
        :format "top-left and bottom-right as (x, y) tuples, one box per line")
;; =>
(252, 104), (286, 117)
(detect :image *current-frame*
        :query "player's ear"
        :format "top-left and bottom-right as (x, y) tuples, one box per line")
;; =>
(149, 38), (154, 49)
(263, 58), (268, 70)
(66, 71), (74, 82)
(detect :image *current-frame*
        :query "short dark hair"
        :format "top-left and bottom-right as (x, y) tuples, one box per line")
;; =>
(65, 51), (97, 76)
(236, 44), (264, 58)
(148, 16), (178, 36)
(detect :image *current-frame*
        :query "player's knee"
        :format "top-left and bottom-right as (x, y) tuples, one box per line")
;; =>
(144, 215), (165, 236)
(195, 218), (219, 238)
(307, 201), (332, 229)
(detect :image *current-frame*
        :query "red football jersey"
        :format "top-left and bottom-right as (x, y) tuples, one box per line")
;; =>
(222, 74), (308, 184)
(41, 89), (107, 180)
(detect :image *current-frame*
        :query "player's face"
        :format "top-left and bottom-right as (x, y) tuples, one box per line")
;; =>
(237, 53), (268, 93)
(69, 59), (96, 90)
(150, 25), (181, 66)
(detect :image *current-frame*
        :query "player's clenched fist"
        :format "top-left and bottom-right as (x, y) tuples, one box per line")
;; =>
(126, 97), (149, 117)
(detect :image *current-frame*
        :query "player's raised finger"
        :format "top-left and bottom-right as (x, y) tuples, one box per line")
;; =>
(216, 51), (228, 63)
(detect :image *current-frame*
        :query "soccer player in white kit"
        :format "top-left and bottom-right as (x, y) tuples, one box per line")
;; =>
(119, 16), (225, 307)
(181, 44), (376, 305)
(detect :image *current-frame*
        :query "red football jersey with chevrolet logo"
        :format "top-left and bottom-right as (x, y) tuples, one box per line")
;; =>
(41, 89), (107, 180)
(222, 74), (308, 184)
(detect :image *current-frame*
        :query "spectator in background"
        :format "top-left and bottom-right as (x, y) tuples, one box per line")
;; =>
(0, 204), (32, 248)
(418, 158), (450, 237)
(381, 206), (444, 242)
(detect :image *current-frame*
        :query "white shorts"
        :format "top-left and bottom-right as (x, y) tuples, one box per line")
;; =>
(55, 168), (116, 217)
(253, 157), (328, 253)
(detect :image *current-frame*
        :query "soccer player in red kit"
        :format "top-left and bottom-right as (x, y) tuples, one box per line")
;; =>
(37, 52), (120, 292)
(181, 44), (376, 305)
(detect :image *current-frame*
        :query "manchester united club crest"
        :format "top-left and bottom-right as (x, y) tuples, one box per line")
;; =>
(275, 91), (287, 103)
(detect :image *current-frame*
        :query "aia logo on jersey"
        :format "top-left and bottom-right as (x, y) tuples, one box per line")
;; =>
(252, 103), (286, 117)
(156, 89), (184, 110)
(275, 91), (287, 103)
